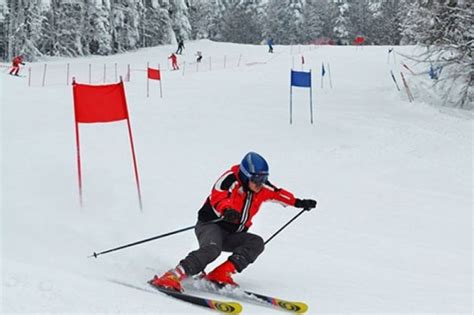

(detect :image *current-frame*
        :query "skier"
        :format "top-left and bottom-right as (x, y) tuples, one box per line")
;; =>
(176, 39), (185, 55)
(168, 53), (179, 70)
(267, 38), (274, 53)
(150, 152), (317, 292)
(9, 55), (25, 76)
(196, 51), (203, 63)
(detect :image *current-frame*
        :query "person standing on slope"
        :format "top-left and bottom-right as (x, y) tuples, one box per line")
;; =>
(9, 55), (25, 76)
(168, 53), (179, 70)
(150, 152), (317, 292)
(176, 39), (185, 55)
(267, 38), (274, 53)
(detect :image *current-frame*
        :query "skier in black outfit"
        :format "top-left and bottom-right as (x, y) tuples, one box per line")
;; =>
(176, 39), (185, 54)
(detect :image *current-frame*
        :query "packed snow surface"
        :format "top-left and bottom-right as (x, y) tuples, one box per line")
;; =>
(1, 40), (472, 314)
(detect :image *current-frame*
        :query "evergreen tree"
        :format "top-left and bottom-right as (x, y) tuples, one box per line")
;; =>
(345, 0), (375, 44)
(110, 0), (141, 53)
(0, 3), (7, 59)
(83, 0), (113, 55)
(401, 0), (473, 108)
(44, 0), (86, 57)
(188, 0), (216, 39)
(333, 0), (349, 43)
(220, 0), (264, 44)
(167, 0), (192, 41)
(20, 0), (44, 59)
(265, 0), (303, 45)
(141, 0), (172, 47)
(302, 0), (324, 43)
(372, 0), (404, 45)
(319, 0), (340, 41)
(4, 0), (45, 60)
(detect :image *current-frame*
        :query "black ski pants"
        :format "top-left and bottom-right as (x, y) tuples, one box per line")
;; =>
(180, 221), (264, 276)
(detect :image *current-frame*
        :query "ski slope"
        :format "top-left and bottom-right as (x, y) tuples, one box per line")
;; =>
(1, 40), (472, 314)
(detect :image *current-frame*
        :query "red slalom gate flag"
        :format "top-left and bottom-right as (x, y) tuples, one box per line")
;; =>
(147, 67), (161, 80)
(72, 78), (143, 210)
(73, 81), (128, 123)
(146, 64), (163, 98)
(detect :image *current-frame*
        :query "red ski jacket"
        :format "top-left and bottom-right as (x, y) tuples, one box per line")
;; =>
(168, 54), (177, 62)
(198, 165), (297, 233)
(12, 56), (24, 67)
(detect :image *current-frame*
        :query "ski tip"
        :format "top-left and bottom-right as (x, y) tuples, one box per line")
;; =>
(278, 301), (308, 313)
(209, 301), (243, 314)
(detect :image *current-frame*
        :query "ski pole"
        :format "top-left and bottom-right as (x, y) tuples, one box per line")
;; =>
(264, 208), (311, 245)
(89, 218), (222, 258)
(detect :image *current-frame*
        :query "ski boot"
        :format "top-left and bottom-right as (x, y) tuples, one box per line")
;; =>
(150, 265), (187, 292)
(206, 260), (238, 287)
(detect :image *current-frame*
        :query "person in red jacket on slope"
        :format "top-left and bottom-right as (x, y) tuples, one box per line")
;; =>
(168, 53), (179, 70)
(150, 152), (317, 292)
(9, 55), (25, 76)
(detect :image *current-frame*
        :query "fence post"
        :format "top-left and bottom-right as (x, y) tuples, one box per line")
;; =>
(327, 63), (333, 89)
(146, 62), (149, 98)
(42, 63), (47, 87)
(66, 63), (70, 85)
(159, 64), (163, 98)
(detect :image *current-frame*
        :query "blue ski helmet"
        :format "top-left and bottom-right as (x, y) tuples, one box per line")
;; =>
(239, 152), (269, 185)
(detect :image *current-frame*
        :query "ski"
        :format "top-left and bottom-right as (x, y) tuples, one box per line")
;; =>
(148, 280), (242, 314)
(189, 279), (308, 313)
(240, 289), (308, 314)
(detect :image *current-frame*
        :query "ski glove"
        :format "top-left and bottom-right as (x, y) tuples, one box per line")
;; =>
(223, 208), (241, 223)
(294, 198), (317, 210)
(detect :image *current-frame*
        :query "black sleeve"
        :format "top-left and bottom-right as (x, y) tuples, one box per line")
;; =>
(216, 172), (237, 191)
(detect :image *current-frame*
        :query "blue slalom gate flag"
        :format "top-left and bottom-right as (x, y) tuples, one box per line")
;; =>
(291, 70), (311, 87)
(289, 69), (313, 124)
(321, 63), (326, 77)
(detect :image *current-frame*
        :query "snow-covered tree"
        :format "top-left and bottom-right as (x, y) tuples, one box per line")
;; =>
(332, 0), (349, 43)
(41, 0), (86, 57)
(371, 0), (405, 45)
(220, 0), (264, 44)
(83, 0), (113, 55)
(140, 0), (172, 47)
(318, 0), (340, 41)
(264, 0), (304, 45)
(3, 0), (45, 60)
(345, 0), (375, 44)
(401, 0), (473, 108)
(301, 0), (324, 43)
(188, 0), (217, 39)
(110, 0), (141, 53)
(167, 0), (192, 42)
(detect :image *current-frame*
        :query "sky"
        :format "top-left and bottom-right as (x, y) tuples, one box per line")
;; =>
(1, 40), (472, 314)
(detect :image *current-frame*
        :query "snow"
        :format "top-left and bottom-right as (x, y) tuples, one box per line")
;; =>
(1, 40), (472, 314)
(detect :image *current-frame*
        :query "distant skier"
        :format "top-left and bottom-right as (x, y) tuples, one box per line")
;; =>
(9, 55), (25, 76)
(176, 39), (185, 55)
(168, 53), (179, 70)
(267, 38), (274, 53)
(196, 51), (203, 63)
(150, 152), (317, 292)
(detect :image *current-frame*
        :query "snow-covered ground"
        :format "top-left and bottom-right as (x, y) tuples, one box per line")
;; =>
(1, 40), (472, 314)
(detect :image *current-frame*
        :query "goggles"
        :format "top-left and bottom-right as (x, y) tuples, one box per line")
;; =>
(249, 173), (268, 185)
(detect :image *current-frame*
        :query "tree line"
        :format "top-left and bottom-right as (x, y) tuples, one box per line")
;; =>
(0, 0), (441, 60)
(1, 0), (471, 107)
